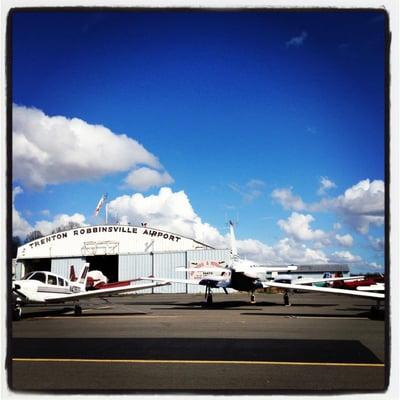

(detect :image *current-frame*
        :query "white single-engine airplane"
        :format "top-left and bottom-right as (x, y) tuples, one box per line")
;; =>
(12, 263), (170, 320)
(142, 222), (385, 310)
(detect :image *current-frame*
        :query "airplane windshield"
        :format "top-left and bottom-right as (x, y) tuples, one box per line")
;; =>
(29, 272), (46, 283)
(22, 272), (35, 280)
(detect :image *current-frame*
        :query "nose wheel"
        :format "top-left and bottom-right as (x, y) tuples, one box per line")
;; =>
(283, 290), (291, 306)
(205, 287), (213, 306)
(74, 304), (82, 316)
(12, 306), (22, 321)
(250, 292), (256, 304)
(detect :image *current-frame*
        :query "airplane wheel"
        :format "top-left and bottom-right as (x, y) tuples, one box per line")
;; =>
(12, 307), (22, 321)
(74, 305), (82, 316)
(250, 294), (256, 304)
(206, 294), (213, 305)
(283, 292), (290, 306)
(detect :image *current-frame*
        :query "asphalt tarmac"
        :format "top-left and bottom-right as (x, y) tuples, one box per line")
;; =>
(8, 291), (387, 394)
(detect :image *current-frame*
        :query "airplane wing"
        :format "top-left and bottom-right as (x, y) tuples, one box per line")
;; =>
(140, 275), (228, 288)
(140, 276), (201, 285)
(294, 275), (365, 285)
(176, 267), (228, 273)
(262, 281), (385, 299)
(256, 265), (298, 272)
(43, 281), (171, 303)
(357, 284), (385, 292)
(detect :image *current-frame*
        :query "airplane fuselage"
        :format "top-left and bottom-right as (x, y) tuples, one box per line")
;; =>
(230, 270), (263, 292)
(13, 272), (83, 304)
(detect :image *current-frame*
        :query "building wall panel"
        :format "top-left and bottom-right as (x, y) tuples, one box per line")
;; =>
(153, 252), (187, 293)
(119, 254), (153, 293)
(14, 262), (25, 280)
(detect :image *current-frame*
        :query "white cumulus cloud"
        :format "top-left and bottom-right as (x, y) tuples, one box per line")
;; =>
(13, 104), (169, 189)
(273, 238), (329, 264)
(335, 233), (353, 247)
(317, 176), (336, 196)
(34, 213), (87, 236)
(108, 188), (334, 265)
(13, 186), (33, 238)
(368, 236), (384, 252)
(12, 186), (87, 239)
(278, 212), (326, 242)
(273, 179), (384, 235)
(108, 187), (226, 246)
(271, 188), (306, 211)
(330, 251), (362, 263)
(332, 179), (384, 234)
(123, 167), (174, 191)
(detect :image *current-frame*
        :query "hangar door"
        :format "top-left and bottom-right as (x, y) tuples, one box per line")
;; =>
(86, 255), (118, 282)
(17, 258), (51, 279)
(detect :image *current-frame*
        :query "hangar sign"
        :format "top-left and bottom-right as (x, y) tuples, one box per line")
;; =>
(17, 224), (210, 259)
(189, 260), (228, 280)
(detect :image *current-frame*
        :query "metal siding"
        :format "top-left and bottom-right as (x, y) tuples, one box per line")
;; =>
(15, 262), (25, 280)
(153, 252), (187, 293)
(187, 249), (231, 293)
(51, 257), (86, 279)
(119, 254), (153, 293)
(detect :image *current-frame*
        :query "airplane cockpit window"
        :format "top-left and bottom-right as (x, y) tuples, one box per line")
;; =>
(47, 275), (57, 285)
(22, 272), (34, 280)
(58, 277), (65, 286)
(30, 272), (46, 283)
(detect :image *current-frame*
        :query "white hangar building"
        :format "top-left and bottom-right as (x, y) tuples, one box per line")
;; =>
(15, 224), (231, 293)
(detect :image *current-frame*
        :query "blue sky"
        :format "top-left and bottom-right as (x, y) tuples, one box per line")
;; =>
(11, 10), (386, 273)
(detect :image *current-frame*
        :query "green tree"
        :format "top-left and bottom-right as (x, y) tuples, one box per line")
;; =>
(24, 230), (43, 244)
(51, 221), (82, 234)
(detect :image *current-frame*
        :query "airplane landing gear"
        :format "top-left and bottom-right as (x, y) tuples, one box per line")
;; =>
(204, 287), (213, 306)
(250, 292), (256, 304)
(283, 290), (291, 306)
(74, 304), (82, 316)
(370, 300), (383, 318)
(12, 306), (22, 321)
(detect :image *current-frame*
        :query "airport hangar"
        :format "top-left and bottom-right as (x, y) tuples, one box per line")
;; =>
(14, 224), (349, 293)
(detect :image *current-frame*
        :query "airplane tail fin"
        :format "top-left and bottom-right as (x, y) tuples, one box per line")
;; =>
(69, 265), (77, 282)
(229, 220), (238, 259)
(77, 263), (90, 289)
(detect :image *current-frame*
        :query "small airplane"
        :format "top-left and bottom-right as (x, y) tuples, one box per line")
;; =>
(141, 221), (302, 304)
(330, 273), (384, 290)
(141, 221), (385, 311)
(12, 263), (170, 320)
